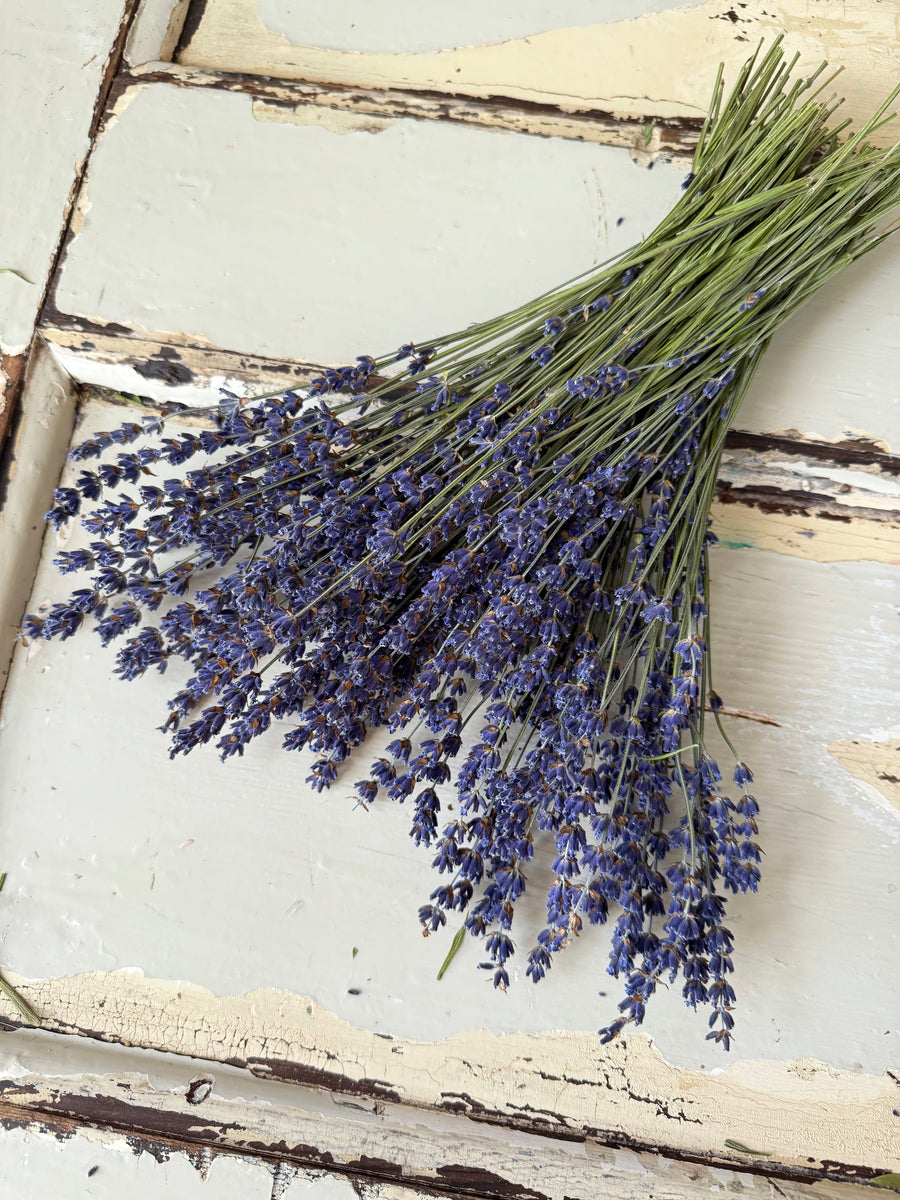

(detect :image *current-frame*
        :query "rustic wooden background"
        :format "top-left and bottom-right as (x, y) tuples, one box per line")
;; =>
(0, 1), (898, 1196)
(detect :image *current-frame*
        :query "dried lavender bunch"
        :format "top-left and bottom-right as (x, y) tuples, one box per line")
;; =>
(26, 41), (900, 1048)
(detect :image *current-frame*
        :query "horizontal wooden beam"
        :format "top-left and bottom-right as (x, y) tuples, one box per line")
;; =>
(114, 61), (697, 158)
(0, 1026), (890, 1199)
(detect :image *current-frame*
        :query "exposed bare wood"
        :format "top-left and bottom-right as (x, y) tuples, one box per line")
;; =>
(0, 353), (28, 452)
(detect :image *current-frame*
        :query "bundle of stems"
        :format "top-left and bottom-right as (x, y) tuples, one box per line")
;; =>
(28, 40), (900, 1047)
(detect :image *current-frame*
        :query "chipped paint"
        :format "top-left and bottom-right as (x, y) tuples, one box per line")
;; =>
(175, 0), (900, 145)
(0, 970), (897, 1175)
(827, 739), (900, 819)
(6, 5), (900, 1185)
(126, 61), (697, 157)
(1, 1041), (882, 1200)
(252, 101), (395, 136)
(0, 351), (28, 447)
(711, 500), (900, 564)
(125, 0), (192, 68)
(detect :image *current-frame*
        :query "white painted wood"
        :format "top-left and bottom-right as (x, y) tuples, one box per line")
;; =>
(0, 402), (896, 1090)
(0, 1123), (340, 1200)
(49, 81), (900, 447)
(53, 84), (682, 364)
(0, 1026), (888, 1199)
(175, 0), (900, 145)
(246, 0), (697, 55)
(0, 0), (128, 356)
(2, 0), (899, 1180)
(0, 342), (77, 690)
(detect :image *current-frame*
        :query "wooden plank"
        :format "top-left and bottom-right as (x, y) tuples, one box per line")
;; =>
(0, 398), (897, 1178)
(0, 0), (141, 446)
(38, 337), (900, 564)
(172, 0), (900, 149)
(0, 342), (78, 690)
(42, 78), (900, 450)
(120, 60), (694, 159)
(0, 1027), (890, 1200)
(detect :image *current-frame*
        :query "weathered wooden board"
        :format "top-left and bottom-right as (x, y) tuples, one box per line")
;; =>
(0, 0), (135, 440)
(0, 399), (897, 1177)
(173, 0), (900, 147)
(43, 78), (900, 454)
(0, 1026), (891, 1200)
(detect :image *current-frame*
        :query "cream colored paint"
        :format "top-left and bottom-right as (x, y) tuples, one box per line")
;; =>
(0, 970), (897, 1174)
(0, 1027), (892, 1195)
(50, 82), (900, 446)
(0, 0), (129, 356)
(252, 100), (396, 136)
(0, 407), (898, 1082)
(711, 500), (900, 565)
(131, 61), (690, 157)
(177, 0), (900, 143)
(828, 738), (900, 818)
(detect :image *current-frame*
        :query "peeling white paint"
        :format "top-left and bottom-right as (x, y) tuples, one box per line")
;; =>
(2, 1027), (878, 1199)
(4, 1), (900, 1176)
(0, 1123), (291, 1199)
(175, 0), (900, 144)
(0, 968), (898, 1172)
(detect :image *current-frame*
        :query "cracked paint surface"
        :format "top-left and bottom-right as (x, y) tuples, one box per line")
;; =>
(0, 970), (897, 1173)
(175, 0), (900, 141)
